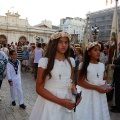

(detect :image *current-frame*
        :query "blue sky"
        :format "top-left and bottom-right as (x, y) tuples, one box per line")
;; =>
(0, 0), (116, 26)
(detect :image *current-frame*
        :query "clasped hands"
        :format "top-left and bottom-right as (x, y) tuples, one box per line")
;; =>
(97, 82), (114, 94)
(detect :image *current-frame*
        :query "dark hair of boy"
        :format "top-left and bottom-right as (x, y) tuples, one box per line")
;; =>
(9, 50), (16, 55)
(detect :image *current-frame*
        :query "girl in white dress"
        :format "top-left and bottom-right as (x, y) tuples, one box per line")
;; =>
(76, 42), (112, 120)
(29, 31), (81, 120)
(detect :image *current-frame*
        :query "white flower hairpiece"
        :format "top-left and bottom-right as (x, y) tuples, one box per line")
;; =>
(86, 42), (101, 51)
(50, 32), (71, 41)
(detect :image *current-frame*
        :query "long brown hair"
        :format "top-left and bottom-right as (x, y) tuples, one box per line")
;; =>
(78, 46), (99, 80)
(43, 37), (71, 80)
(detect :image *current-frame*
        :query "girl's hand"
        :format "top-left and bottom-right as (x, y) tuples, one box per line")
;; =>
(106, 87), (114, 93)
(60, 99), (75, 110)
(72, 87), (77, 94)
(104, 80), (107, 85)
(96, 86), (107, 93)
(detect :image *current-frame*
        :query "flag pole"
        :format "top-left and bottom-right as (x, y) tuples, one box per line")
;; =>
(115, 0), (118, 58)
(109, 0), (119, 62)
(82, 12), (89, 52)
(107, 0), (119, 84)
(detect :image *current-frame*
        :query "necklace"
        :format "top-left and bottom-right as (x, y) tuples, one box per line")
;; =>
(93, 63), (99, 78)
(96, 65), (99, 78)
(58, 60), (65, 80)
(59, 74), (61, 80)
(97, 73), (99, 78)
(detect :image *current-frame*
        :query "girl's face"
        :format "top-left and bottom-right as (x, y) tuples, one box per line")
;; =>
(57, 37), (69, 54)
(88, 45), (100, 60)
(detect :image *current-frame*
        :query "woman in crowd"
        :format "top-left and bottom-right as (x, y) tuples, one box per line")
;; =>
(29, 45), (35, 73)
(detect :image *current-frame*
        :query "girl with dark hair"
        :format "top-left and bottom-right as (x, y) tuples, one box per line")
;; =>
(29, 45), (35, 73)
(76, 42), (111, 120)
(29, 31), (81, 120)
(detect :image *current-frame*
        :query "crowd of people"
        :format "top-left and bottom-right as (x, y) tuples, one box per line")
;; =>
(0, 30), (120, 120)
(0, 41), (45, 109)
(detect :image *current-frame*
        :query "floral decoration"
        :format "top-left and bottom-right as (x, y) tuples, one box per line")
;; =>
(50, 32), (71, 41)
(86, 42), (101, 51)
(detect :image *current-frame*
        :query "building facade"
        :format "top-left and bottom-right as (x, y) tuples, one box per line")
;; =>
(60, 17), (86, 43)
(88, 6), (120, 43)
(35, 20), (59, 30)
(0, 11), (56, 44)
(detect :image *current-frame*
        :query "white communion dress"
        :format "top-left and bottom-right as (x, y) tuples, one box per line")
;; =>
(76, 62), (110, 120)
(29, 57), (77, 120)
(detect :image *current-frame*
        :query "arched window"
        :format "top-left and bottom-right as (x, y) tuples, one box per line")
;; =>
(0, 35), (7, 44)
(19, 36), (27, 43)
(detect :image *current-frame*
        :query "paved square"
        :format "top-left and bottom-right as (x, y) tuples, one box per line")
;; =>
(0, 72), (120, 120)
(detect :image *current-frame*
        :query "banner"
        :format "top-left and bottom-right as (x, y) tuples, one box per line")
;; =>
(82, 15), (89, 52)
(107, 0), (119, 84)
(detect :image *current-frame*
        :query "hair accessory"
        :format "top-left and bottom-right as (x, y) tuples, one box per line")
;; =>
(50, 32), (71, 41)
(86, 42), (101, 51)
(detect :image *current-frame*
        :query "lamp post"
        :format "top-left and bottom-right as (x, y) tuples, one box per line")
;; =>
(35, 36), (43, 44)
(91, 24), (99, 42)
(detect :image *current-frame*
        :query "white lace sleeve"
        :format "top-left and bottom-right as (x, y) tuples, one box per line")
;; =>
(38, 58), (48, 69)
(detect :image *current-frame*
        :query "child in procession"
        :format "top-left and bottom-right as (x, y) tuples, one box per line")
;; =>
(29, 31), (81, 120)
(6, 50), (26, 109)
(76, 42), (112, 120)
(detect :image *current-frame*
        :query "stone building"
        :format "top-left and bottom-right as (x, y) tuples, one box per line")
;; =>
(60, 17), (86, 43)
(87, 6), (120, 43)
(0, 11), (56, 45)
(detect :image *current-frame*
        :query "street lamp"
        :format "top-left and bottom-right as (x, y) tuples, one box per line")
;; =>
(35, 36), (43, 44)
(91, 24), (99, 42)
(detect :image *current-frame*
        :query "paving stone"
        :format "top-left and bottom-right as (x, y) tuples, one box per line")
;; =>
(6, 114), (15, 120)
(0, 71), (119, 120)
(0, 115), (7, 120)
(12, 111), (23, 119)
